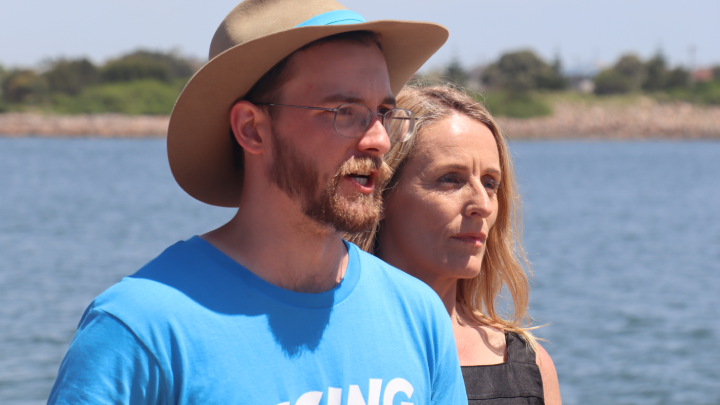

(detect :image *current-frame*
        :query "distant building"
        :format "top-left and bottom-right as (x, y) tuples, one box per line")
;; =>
(692, 68), (713, 82)
(564, 63), (601, 93)
(567, 77), (595, 93)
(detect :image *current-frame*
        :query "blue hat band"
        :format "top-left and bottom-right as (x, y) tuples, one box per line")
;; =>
(295, 10), (366, 27)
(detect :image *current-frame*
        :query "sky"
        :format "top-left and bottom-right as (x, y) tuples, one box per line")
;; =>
(1, 0), (718, 73)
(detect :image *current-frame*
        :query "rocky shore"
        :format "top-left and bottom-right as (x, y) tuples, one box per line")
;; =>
(0, 113), (169, 137)
(497, 98), (720, 140)
(1, 98), (719, 139)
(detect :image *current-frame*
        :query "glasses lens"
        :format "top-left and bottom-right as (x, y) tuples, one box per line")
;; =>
(384, 109), (414, 143)
(334, 104), (371, 138)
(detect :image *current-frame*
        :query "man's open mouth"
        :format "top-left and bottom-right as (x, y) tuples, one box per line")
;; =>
(347, 173), (372, 186)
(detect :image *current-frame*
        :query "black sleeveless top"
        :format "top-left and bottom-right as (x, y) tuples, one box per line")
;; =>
(461, 332), (544, 404)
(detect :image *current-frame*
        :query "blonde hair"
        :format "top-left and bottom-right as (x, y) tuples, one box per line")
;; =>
(346, 84), (539, 350)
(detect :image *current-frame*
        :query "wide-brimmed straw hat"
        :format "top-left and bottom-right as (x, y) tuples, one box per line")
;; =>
(167, 0), (448, 207)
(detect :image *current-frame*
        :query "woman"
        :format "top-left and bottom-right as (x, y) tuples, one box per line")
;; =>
(348, 85), (561, 404)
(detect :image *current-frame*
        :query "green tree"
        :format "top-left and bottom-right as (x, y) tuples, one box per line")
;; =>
(482, 50), (559, 93)
(0, 65), (6, 111)
(665, 67), (690, 89)
(44, 58), (99, 95)
(101, 50), (197, 83)
(444, 57), (467, 87)
(102, 58), (171, 83)
(129, 50), (196, 79)
(593, 53), (647, 95)
(613, 54), (646, 91)
(711, 65), (720, 81)
(536, 55), (567, 90)
(642, 52), (667, 91)
(2, 69), (48, 103)
(593, 69), (633, 95)
(481, 64), (502, 90)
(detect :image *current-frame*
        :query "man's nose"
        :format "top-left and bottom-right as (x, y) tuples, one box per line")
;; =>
(356, 117), (391, 156)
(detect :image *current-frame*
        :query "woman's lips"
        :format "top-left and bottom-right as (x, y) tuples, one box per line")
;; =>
(451, 233), (487, 247)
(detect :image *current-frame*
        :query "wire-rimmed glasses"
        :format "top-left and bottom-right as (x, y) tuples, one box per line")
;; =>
(256, 103), (415, 143)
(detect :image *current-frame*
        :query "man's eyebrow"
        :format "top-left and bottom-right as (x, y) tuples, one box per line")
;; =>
(319, 93), (397, 107)
(383, 95), (397, 107)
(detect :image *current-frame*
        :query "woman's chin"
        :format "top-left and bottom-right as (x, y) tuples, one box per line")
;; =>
(440, 261), (483, 281)
(456, 268), (482, 280)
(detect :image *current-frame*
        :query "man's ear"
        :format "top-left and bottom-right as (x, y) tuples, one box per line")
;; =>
(230, 100), (270, 155)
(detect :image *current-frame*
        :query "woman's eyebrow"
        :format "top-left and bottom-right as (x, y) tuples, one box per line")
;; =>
(434, 163), (502, 176)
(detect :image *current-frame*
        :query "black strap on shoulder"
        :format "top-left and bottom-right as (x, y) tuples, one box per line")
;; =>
(505, 331), (537, 364)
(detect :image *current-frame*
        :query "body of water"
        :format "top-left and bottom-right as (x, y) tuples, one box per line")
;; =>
(0, 138), (718, 404)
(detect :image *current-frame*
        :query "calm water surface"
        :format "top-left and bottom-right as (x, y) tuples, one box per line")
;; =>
(0, 138), (718, 404)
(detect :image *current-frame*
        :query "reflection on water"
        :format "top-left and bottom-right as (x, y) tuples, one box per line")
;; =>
(0, 138), (718, 404)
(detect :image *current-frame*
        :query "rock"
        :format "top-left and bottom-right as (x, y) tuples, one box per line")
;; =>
(0, 113), (169, 137)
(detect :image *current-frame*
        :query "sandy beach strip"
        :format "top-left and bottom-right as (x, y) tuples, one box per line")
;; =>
(1, 99), (719, 139)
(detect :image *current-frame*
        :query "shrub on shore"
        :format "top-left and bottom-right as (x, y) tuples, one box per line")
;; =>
(477, 91), (553, 119)
(1, 50), (199, 115)
(666, 81), (720, 105)
(50, 79), (185, 115)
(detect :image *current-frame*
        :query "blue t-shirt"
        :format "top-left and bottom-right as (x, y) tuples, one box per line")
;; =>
(49, 237), (467, 404)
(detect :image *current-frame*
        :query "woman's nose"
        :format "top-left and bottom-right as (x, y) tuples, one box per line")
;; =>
(464, 181), (492, 218)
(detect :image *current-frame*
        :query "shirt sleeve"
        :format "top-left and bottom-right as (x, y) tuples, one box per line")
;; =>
(48, 308), (165, 404)
(431, 308), (468, 405)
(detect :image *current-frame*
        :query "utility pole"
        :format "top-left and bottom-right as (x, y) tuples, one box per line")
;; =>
(688, 45), (696, 86)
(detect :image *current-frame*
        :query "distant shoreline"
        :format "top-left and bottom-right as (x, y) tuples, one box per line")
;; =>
(0, 113), (169, 138)
(497, 98), (720, 140)
(2, 99), (720, 139)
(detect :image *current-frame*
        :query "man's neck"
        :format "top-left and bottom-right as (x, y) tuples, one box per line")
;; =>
(201, 188), (349, 294)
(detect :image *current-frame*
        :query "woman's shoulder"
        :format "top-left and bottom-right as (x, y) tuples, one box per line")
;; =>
(534, 342), (562, 405)
(454, 314), (507, 365)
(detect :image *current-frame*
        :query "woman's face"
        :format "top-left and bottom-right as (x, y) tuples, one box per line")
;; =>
(379, 112), (501, 286)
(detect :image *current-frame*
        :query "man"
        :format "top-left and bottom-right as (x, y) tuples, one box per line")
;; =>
(49, 0), (466, 403)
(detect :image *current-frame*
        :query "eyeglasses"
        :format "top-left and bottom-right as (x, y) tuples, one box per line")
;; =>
(255, 103), (415, 143)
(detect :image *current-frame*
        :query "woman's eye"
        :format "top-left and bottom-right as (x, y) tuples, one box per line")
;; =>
(438, 174), (459, 184)
(483, 178), (500, 193)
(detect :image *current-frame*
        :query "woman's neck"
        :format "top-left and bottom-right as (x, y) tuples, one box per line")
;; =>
(424, 277), (459, 319)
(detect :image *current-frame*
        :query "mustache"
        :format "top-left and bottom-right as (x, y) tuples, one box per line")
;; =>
(337, 156), (393, 187)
